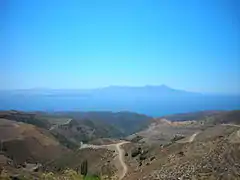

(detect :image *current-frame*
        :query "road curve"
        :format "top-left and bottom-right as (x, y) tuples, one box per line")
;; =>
(222, 124), (240, 138)
(177, 132), (199, 143)
(80, 141), (129, 180)
(188, 132), (199, 142)
(116, 142), (128, 180)
(49, 118), (72, 131)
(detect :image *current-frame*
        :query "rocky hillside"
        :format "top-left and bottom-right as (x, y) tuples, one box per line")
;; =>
(53, 111), (152, 135)
(0, 116), (117, 179)
(123, 110), (240, 180)
(0, 110), (51, 129)
(124, 124), (240, 180)
(1, 109), (240, 180)
(161, 110), (240, 125)
(210, 110), (240, 125)
(0, 110), (152, 146)
(162, 110), (224, 121)
(50, 119), (123, 145)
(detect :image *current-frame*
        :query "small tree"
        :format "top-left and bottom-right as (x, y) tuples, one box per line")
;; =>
(80, 160), (88, 176)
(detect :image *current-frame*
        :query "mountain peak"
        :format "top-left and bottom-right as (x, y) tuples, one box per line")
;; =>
(106, 84), (173, 89)
(145, 84), (171, 89)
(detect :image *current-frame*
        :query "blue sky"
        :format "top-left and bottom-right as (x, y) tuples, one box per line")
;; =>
(1, 0), (240, 94)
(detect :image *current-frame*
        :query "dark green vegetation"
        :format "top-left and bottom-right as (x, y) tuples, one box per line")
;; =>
(0, 110), (152, 149)
(210, 110), (240, 125)
(170, 134), (185, 142)
(54, 111), (152, 135)
(51, 132), (79, 149)
(47, 111), (151, 148)
(130, 135), (143, 143)
(0, 110), (51, 129)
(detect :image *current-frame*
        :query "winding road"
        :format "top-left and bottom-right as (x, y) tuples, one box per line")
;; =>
(80, 141), (129, 180)
(116, 142), (128, 180)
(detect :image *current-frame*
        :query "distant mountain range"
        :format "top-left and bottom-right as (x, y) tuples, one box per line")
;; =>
(1, 85), (195, 96)
(0, 85), (239, 116)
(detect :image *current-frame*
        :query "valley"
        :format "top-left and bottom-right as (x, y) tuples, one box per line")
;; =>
(80, 141), (129, 180)
(0, 110), (240, 179)
(2, 0), (239, 179)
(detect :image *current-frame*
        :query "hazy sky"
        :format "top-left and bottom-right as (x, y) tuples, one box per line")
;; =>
(1, 0), (240, 94)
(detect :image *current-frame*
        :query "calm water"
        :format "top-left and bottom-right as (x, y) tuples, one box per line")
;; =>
(1, 94), (239, 117)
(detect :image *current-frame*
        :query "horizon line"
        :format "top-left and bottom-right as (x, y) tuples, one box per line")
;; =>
(0, 85), (240, 95)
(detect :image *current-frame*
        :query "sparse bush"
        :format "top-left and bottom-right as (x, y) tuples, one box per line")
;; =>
(150, 156), (155, 161)
(178, 151), (185, 156)
(131, 135), (143, 143)
(0, 170), (10, 180)
(41, 169), (85, 180)
(171, 135), (185, 142)
(139, 162), (142, 166)
(131, 148), (141, 157)
(51, 132), (79, 150)
(63, 169), (83, 180)
(41, 172), (56, 180)
(139, 154), (147, 161)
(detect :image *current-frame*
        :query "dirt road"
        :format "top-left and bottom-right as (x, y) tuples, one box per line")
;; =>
(222, 124), (240, 138)
(177, 132), (199, 143)
(49, 118), (72, 131)
(116, 142), (128, 180)
(188, 132), (199, 142)
(80, 141), (129, 180)
(222, 124), (240, 128)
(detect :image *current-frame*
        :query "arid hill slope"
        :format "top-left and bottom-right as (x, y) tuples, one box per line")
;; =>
(0, 118), (70, 164)
(124, 110), (240, 180)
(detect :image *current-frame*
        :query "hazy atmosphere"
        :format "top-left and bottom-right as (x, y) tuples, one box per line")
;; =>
(1, 1), (240, 180)
(1, 0), (240, 94)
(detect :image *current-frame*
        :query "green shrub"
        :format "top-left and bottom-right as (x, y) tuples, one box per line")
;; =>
(84, 175), (101, 180)
(131, 148), (141, 157)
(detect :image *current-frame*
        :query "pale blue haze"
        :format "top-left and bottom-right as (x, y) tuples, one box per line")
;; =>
(1, 0), (240, 94)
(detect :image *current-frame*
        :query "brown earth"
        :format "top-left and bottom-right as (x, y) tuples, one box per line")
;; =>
(0, 118), (70, 165)
(127, 118), (203, 145)
(1, 110), (240, 180)
(124, 125), (240, 180)
(47, 148), (117, 178)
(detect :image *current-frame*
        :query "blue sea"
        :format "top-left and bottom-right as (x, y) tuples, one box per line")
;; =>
(0, 93), (239, 117)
